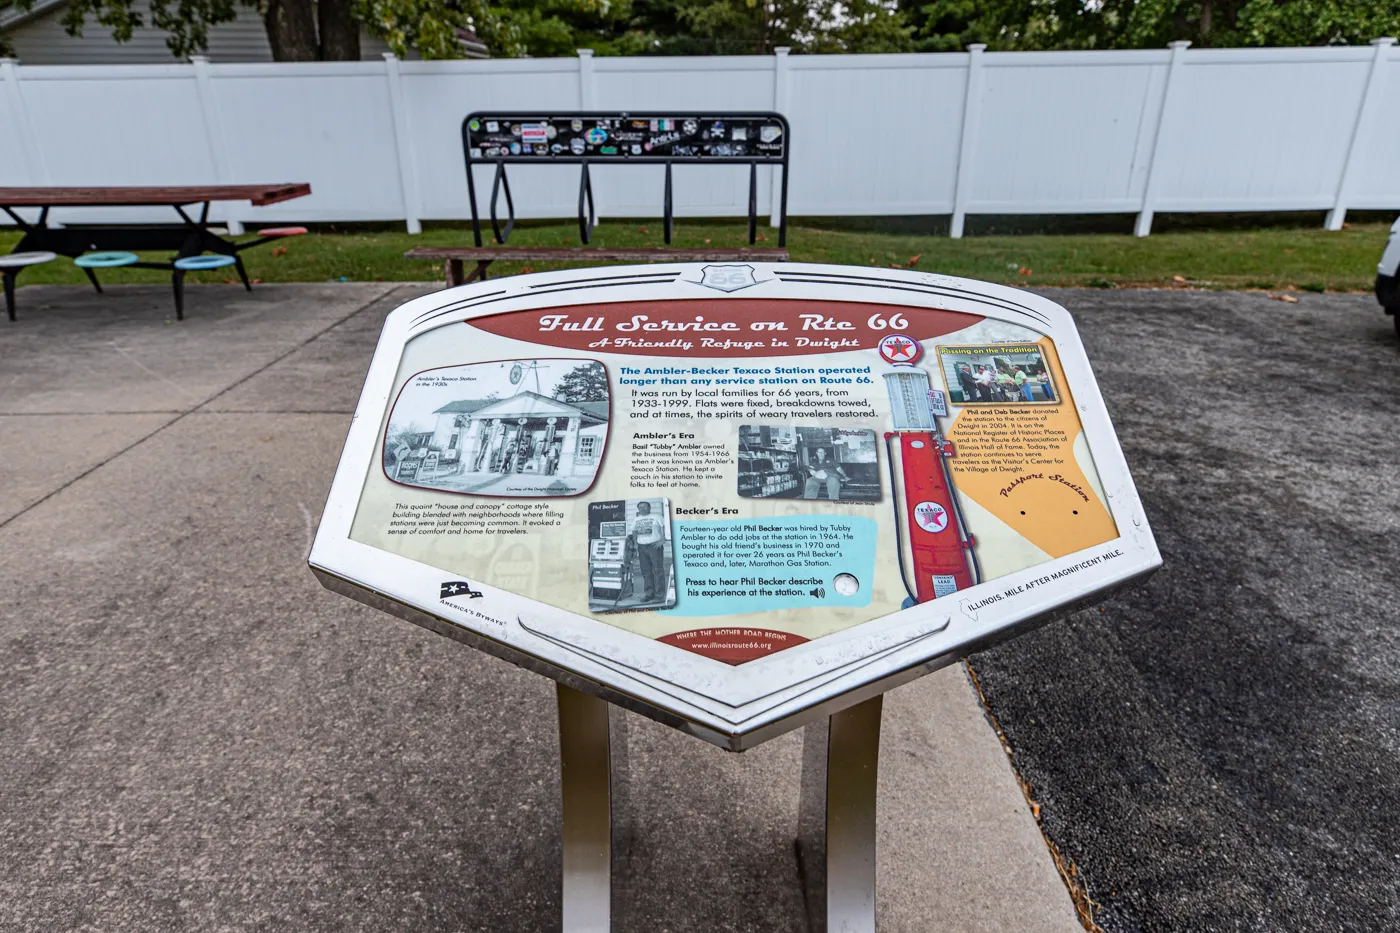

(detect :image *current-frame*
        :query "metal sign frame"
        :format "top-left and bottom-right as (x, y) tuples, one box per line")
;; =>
(309, 262), (1160, 752)
(461, 112), (791, 248)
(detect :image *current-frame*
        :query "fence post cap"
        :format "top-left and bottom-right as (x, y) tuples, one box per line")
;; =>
(774, 46), (791, 56)
(577, 48), (594, 58)
(1371, 37), (1396, 46)
(967, 43), (988, 53)
(381, 52), (399, 62)
(1168, 40), (1193, 49)
(188, 54), (209, 63)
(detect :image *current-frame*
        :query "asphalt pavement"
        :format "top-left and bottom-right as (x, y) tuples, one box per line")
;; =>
(973, 287), (1400, 933)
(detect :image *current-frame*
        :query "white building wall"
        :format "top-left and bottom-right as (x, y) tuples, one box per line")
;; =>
(3, 0), (391, 64)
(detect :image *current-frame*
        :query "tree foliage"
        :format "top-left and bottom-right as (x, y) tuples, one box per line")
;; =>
(7, 0), (359, 60)
(552, 362), (609, 402)
(59, 0), (239, 57)
(5, 0), (1396, 62)
(356, 0), (915, 58)
(901, 0), (1400, 51)
(354, 0), (611, 59)
(655, 0), (909, 54)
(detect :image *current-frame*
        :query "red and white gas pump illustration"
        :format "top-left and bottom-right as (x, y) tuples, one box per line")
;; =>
(877, 333), (981, 608)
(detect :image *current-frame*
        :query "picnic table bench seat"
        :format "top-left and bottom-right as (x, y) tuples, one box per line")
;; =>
(405, 246), (791, 287)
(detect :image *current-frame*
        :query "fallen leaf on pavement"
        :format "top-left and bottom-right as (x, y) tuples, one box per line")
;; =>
(1172, 275), (1187, 283)
(1267, 293), (1299, 303)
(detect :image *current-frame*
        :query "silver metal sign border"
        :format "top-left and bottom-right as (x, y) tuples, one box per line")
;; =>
(309, 262), (1160, 751)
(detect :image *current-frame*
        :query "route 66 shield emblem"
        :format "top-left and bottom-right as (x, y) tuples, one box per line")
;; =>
(698, 264), (758, 292)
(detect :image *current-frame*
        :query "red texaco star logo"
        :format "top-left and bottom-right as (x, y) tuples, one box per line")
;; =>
(878, 333), (921, 364)
(914, 501), (949, 533)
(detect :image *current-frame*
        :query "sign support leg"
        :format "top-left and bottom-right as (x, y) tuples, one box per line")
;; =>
(557, 683), (614, 933)
(798, 694), (883, 933)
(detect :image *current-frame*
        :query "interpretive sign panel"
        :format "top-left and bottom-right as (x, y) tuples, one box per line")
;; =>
(310, 263), (1160, 749)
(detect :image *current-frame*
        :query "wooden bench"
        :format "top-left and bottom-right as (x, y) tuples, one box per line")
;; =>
(406, 246), (791, 287)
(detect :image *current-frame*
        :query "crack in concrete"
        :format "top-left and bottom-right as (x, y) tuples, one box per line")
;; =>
(108, 341), (198, 402)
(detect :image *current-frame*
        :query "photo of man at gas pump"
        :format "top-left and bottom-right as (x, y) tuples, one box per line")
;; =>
(587, 497), (676, 612)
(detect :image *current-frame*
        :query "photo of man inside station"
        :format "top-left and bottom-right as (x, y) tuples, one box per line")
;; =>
(587, 498), (676, 612)
(382, 358), (609, 497)
(737, 426), (881, 501)
(938, 344), (1058, 405)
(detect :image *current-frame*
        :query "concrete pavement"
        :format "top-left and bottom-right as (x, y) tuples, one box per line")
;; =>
(0, 283), (1081, 932)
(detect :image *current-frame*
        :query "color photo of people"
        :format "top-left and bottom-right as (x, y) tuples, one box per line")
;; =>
(587, 498), (676, 612)
(737, 426), (881, 501)
(937, 344), (1058, 405)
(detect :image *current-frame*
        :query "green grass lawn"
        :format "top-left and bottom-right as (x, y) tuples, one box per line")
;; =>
(1, 217), (1389, 292)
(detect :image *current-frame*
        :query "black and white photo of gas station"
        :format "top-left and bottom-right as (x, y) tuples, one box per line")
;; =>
(383, 359), (610, 497)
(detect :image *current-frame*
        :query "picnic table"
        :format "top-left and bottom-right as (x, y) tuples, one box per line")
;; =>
(1, 184), (311, 320)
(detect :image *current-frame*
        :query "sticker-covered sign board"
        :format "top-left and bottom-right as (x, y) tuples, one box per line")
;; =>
(464, 113), (787, 163)
(310, 263), (1160, 749)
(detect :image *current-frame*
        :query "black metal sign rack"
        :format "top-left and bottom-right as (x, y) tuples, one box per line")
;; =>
(462, 111), (790, 248)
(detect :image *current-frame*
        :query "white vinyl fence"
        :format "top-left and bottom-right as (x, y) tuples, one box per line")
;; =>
(2, 39), (1397, 237)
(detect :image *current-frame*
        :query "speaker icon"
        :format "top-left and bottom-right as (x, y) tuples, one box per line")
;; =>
(810, 587), (826, 599)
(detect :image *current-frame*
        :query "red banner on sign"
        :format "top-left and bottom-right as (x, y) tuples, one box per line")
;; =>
(469, 299), (982, 358)
(658, 627), (811, 665)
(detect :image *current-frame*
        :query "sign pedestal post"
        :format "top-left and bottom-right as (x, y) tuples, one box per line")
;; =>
(799, 695), (884, 933)
(558, 684), (614, 933)
(556, 689), (883, 932)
